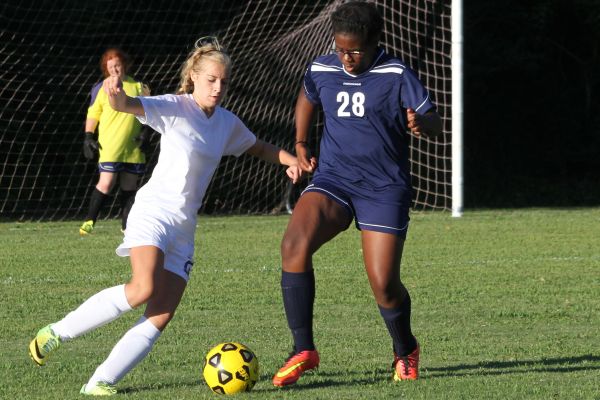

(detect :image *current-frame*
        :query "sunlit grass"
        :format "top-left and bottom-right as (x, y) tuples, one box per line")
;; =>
(1, 209), (599, 399)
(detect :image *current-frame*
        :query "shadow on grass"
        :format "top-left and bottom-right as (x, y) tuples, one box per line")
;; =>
(426, 354), (600, 378)
(119, 370), (378, 394)
(119, 378), (200, 394)
(118, 354), (600, 394)
(253, 369), (397, 391)
(261, 354), (600, 389)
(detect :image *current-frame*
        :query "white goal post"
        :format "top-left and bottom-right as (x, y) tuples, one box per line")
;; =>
(452, 0), (464, 217)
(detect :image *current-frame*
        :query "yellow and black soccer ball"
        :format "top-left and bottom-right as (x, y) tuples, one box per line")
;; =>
(203, 342), (259, 394)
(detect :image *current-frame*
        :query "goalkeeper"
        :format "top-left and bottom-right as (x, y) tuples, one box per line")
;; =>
(80, 48), (151, 235)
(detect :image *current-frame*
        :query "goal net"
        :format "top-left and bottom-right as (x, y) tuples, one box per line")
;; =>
(0, 0), (452, 220)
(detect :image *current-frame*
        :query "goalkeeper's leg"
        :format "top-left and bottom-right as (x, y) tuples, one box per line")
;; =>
(80, 171), (116, 235)
(119, 171), (141, 232)
(119, 190), (136, 232)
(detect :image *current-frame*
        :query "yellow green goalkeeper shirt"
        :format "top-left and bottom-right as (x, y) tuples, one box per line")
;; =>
(86, 75), (147, 163)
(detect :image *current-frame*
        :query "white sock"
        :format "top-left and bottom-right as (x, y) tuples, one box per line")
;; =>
(52, 284), (132, 340)
(86, 316), (161, 386)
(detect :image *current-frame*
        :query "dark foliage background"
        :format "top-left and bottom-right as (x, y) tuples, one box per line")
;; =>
(464, 0), (600, 207)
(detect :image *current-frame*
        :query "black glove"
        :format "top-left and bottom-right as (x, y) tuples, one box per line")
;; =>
(83, 133), (100, 160)
(134, 129), (152, 154)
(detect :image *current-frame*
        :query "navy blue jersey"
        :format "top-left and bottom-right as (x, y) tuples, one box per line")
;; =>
(304, 49), (435, 192)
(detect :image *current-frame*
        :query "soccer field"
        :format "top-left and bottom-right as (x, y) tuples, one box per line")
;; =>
(1, 209), (599, 399)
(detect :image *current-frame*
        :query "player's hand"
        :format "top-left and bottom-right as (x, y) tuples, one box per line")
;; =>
(407, 109), (443, 138)
(83, 133), (99, 160)
(286, 165), (303, 184)
(103, 76), (123, 96)
(103, 76), (130, 111)
(407, 108), (424, 137)
(295, 142), (317, 173)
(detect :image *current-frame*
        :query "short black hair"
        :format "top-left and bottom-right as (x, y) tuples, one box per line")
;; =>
(331, 1), (383, 43)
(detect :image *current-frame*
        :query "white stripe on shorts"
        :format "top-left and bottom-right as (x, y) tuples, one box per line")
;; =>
(301, 184), (354, 216)
(357, 220), (409, 232)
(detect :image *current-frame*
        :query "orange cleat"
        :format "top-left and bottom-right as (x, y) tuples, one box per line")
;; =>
(272, 350), (320, 387)
(393, 344), (420, 381)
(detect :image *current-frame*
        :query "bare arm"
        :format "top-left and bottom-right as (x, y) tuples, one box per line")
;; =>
(245, 139), (301, 184)
(245, 139), (296, 166)
(103, 76), (145, 116)
(294, 89), (318, 172)
(84, 118), (98, 133)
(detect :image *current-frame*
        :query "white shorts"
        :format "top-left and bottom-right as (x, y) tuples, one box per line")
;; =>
(116, 212), (195, 282)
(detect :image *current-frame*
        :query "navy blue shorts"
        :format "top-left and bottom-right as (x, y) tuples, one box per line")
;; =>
(302, 174), (411, 237)
(98, 162), (145, 175)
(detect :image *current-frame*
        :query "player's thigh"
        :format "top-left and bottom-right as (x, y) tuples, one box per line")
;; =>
(119, 171), (140, 191)
(144, 270), (187, 331)
(353, 194), (410, 284)
(126, 245), (165, 307)
(96, 171), (118, 193)
(283, 191), (351, 256)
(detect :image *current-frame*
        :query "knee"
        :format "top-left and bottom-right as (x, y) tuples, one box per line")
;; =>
(125, 281), (155, 308)
(95, 182), (112, 194)
(281, 232), (310, 263)
(371, 280), (406, 308)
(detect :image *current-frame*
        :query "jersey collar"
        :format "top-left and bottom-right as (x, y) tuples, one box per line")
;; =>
(341, 48), (385, 77)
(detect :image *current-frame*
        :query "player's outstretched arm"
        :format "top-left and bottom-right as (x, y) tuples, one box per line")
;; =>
(103, 76), (145, 116)
(245, 139), (302, 184)
(407, 108), (442, 138)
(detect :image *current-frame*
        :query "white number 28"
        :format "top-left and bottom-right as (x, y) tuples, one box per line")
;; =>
(336, 91), (365, 117)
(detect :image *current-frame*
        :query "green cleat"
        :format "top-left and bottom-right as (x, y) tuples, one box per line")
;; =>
(79, 220), (94, 236)
(80, 382), (117, 396)
(29, 324), (61, 366)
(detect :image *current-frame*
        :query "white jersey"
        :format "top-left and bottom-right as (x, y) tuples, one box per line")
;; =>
(133, 93), (257, 238)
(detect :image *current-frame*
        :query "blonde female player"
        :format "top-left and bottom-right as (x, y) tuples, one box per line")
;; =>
(29, 37), (301, 396)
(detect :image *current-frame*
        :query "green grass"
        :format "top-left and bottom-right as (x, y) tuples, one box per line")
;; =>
(1, 209), (599, 399)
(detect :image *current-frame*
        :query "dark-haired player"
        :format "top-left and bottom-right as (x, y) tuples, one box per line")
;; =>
(273, 1), (442, 386)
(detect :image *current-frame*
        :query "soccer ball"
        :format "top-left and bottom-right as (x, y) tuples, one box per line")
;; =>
(203, 342), (259, 394)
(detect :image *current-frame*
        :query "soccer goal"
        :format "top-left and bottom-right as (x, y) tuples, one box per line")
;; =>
(0, 1), (456, 220)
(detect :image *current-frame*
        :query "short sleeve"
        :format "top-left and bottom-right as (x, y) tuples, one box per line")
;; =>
(136, 95), (179, 135)
(224, 114), (257, 157)
(303, 63), (321, 105)
(86, 83), (103, 120)
(400, 67), (435, 114)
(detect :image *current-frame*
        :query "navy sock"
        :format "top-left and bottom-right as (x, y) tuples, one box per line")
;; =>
(85, 188), (108, 222)
(119, 190), (136, 230)
(281, 270), (315, 352)
(378, 293), (417, 356)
